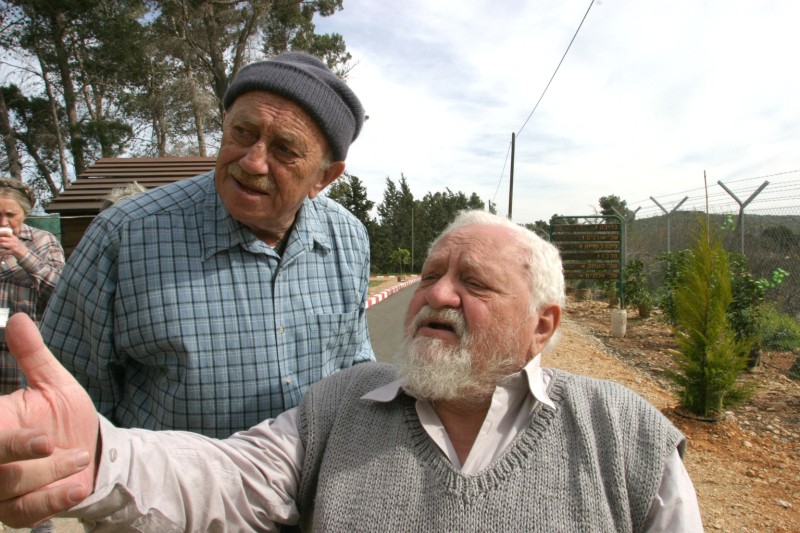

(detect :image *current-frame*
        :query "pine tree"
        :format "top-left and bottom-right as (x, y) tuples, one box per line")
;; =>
(668, 219), (752, 417)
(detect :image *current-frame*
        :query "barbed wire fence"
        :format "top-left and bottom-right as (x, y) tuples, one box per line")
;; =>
(625, 172), (800, 318)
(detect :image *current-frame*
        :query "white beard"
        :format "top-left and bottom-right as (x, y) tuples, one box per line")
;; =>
(396, 307), (522, 402)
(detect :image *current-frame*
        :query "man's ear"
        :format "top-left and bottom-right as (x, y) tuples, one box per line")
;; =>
(531, 304), (561, 352)
(308, 161), (346, 199)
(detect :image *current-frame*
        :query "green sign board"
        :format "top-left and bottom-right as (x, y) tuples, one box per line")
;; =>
(550, 215), (624, 302)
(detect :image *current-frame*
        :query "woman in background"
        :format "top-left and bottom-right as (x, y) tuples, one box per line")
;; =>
(0, 178), (64, 394)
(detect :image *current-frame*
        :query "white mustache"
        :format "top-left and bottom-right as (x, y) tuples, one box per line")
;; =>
(228, 163), (275, 194)
(408, 306), (467, 339)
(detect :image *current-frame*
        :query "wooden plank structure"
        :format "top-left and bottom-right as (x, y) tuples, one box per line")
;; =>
(44, 157), (216, 256)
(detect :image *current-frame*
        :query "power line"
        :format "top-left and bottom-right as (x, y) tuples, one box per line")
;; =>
(515, 0), (596, 139)
(723, 168), (800, 184)
(492, 0), (596, 212)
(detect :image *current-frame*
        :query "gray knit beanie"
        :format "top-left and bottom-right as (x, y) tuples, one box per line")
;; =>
(223, 52), (364, 161)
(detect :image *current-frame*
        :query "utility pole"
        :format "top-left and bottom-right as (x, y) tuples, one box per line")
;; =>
(508, 132), (515, 219)
(411, 206), (414, 274)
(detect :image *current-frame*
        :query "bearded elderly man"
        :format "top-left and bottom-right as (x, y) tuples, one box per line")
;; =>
(0, 211), (703, 532)
(38, 52), (373, 438)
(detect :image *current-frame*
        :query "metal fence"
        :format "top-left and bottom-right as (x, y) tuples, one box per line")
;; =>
(624, 173), (800, 317)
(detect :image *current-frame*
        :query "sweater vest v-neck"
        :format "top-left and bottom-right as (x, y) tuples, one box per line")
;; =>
(293, 363), (684, 533)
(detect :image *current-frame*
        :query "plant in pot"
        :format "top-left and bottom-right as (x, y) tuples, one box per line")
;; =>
(601, 279), (620, 308)
(574, 279), (594, 301)
(623, 259), (653, 318)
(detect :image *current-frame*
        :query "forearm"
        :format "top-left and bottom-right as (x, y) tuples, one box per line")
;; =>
(70, 416), (302, 530)
(15, 246), (64, 300)
(40, 224), (118, 417)
(355, 254), (376, 363)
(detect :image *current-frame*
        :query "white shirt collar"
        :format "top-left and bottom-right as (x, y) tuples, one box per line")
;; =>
(361, 354), (555, 410)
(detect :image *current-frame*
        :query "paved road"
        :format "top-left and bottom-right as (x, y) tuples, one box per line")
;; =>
(367, 282), (416, 363)
(3, 284), (417, 532)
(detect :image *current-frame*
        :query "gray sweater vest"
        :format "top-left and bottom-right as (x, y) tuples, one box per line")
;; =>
(294, 363), (684, 532)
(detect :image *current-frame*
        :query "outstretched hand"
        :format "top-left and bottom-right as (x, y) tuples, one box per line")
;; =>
(0, 313), (99, 528)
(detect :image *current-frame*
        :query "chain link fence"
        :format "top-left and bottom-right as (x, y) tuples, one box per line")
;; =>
(624, 174), (800, 318)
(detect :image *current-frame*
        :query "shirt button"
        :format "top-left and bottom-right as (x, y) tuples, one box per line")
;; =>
(109, 448), (118, 462)
(285, 377), (292, 385)
(279, 326), (285, 334)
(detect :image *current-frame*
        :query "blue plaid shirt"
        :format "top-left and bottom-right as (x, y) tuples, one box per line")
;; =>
(41, 172), (374, 437)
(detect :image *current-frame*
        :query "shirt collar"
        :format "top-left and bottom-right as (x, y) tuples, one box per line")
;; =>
(201, 171), (241, 259)
(282, 197), (331, 257)
(17, 223), (34, 242)
(362, 354), (555, 410)
(201, 172), (330, 259)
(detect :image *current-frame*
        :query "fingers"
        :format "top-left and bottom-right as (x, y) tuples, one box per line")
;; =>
(5, 314), (74, 390)
(0, 447), (91, 527)
(0, 429), (53, 464)
(0, 482), (89, 529)
(0, 445), (90, 499)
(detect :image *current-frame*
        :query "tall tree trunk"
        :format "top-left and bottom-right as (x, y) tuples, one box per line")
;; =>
(188, 72), (207, 156)
(50, 11), (85, 175)
(38, 58), (71, 190)
(176, 18), (207, 157)
(200, 4), (262, 117)
(16, 133), (59, 197)
(0, 89), (23, 181)
(153, 113), (167, 156)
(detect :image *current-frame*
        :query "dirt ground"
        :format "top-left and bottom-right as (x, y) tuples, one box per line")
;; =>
(555, 298), (800, 532)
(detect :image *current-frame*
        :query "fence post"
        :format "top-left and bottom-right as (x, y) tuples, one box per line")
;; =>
(649, 196), (688, 252)
(612, 206), (640, 265)
(717, 180), (769, 254)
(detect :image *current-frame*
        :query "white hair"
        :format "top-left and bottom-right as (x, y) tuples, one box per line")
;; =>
(430, 210), (566, 312)
(102, 181), (147, 210)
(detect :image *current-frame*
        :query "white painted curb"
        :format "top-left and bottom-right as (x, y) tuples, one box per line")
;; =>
(366, 277), (420, 309)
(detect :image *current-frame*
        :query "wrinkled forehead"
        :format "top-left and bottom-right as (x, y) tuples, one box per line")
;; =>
(225, 92), (327, 142)
(426, 225), (527, 273)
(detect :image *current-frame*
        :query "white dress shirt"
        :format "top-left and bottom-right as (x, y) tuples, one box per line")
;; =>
(76, 356), (703, 531)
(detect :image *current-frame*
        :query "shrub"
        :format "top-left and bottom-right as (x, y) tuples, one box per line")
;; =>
(760, 303), (800, 351)
(623, 259), (653, 317)
(666, 220), (752, 417)
(728, 254), (766, 367)
(659, 252), (771, 365)
(600, 279), (620, 307)
(791, 357), (800, 381)
(655, 250), (690, 324)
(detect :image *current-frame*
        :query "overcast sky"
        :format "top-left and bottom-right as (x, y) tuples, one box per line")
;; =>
(314, 0), (800, 224)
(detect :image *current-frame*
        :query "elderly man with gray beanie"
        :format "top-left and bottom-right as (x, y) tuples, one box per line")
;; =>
(39, 52), (374, 439)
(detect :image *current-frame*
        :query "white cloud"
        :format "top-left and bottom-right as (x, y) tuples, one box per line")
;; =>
(316, 0), (800, 222)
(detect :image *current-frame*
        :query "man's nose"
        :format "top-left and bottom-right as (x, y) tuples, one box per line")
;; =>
(425, 275), (461, 309)
(238, 142), (269, 175)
